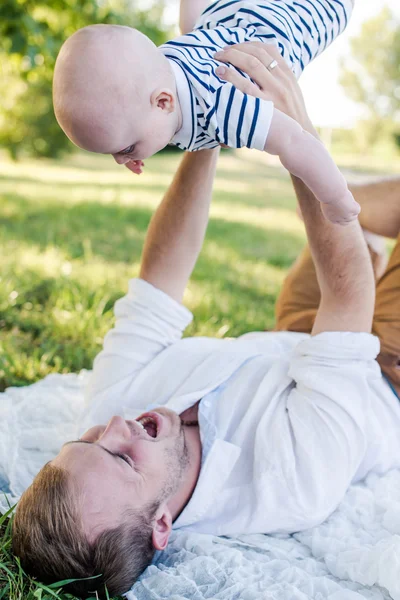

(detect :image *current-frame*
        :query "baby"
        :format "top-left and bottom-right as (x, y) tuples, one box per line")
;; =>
(53, 0), (359, 224)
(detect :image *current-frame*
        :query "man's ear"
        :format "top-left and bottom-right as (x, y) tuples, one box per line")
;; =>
(151, 505), (172, 551)
(151, 89), (176, 113)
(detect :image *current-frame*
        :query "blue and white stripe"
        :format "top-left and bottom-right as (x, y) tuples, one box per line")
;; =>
(160, 0), (353, 152)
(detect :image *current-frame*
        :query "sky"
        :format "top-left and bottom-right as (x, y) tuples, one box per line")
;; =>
(164, 1), (399, 127)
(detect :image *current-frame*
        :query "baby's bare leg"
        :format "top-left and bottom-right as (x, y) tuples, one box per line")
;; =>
(350, 177), (400, 239)
(179, 0), (211, 34)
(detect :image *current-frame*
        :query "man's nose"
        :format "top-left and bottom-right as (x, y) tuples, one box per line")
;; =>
(100, 415), (130, 443)
(113, 154), (130, 165)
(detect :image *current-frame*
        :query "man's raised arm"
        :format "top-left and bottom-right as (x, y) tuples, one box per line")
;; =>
(214, 44), (360, 225)
(85, 148), (219, 418)
(216, 43), (375, 334)
(292, 175), (375, 334)
(140, 148), (219, 303)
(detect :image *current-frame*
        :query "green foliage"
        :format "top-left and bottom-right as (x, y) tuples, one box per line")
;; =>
(0, 1), (173, 159)
(0, 149), (302, 387)
(340, 6), (400, 152)
(1, 508), (88, 600)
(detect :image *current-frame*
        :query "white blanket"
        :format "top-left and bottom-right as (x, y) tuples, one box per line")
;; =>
(2, 374), (400, 600)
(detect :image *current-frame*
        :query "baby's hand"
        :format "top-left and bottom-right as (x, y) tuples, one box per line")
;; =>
(125, 160), (145, 175)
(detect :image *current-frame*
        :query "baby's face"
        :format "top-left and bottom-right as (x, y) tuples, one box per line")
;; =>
(54, 26), (180, 174)
(110, 106), (175, 175)
(61, 91), (178, 175)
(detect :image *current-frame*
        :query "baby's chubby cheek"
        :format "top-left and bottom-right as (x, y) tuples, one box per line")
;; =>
(145, 122), (176, 157)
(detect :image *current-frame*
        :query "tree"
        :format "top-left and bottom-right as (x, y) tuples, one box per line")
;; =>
(0, 0), (173, 158)
(340, 6), (400, 149)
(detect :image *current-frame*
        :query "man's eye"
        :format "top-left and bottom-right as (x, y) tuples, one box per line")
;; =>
(117, 453), (132, 467)
(120, 144), (135, 155)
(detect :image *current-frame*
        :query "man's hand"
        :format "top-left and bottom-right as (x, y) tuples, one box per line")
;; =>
(215, 43), (360, 225)
(214, 43), (313, 133)
(215, 41), (374, 333)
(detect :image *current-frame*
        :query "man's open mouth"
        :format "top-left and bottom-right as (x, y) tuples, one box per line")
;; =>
(136, 413), (159, 438)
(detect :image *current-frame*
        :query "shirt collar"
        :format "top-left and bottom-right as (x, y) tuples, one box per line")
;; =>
(173, 438), (241, 529)
(168, 59), (197, 151)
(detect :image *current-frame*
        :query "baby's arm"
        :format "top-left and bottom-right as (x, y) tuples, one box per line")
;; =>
(215, 43), (360, 225)
(265, 110), (360, 224)
(179, 0), (211, 34)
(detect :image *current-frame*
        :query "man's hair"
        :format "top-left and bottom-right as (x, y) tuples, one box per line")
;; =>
(12, 463), (157, 599)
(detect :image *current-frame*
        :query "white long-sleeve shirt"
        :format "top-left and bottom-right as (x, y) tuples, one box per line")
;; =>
(83, 279), (400, 535)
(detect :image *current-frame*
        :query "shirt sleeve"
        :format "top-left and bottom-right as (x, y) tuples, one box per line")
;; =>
(84, 278), (193, 414)
(205, 82), (274, 150)
(272, 332), (381, 529)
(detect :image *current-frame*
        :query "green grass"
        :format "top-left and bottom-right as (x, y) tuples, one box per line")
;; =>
(0, 147), (395, 598)
(0, 149), (306, 392)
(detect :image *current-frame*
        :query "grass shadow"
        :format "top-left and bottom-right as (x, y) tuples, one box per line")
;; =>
(0, 192), (303, 266)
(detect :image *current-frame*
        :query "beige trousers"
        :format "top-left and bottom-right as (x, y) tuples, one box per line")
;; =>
(275, 238), (400, 396)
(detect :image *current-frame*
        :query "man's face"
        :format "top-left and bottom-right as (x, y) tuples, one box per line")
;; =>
(52, 408), (190, 542)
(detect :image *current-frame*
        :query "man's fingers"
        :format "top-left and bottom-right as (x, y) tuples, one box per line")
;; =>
(215, 63), (264, 98)
(218, 42), (291, 76)
(215, 47), (277, 87)
(215, 49), (287, 104)
(216, 62), (284, 105)
(224, 42), (277, 66)
(214, 41), (310, 128)
(244, 43), (292, 75)
(215, 46), (267, 73)
(215, 45), (291, 96)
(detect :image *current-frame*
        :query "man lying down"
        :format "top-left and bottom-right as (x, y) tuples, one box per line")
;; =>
(12, 46), (400, 599)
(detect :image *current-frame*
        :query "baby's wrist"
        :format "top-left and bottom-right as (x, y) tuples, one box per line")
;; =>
(274, 100), (316, 139)
(301, 118), (319, 139)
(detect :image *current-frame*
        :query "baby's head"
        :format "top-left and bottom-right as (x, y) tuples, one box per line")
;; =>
(53, 25), (180, 173)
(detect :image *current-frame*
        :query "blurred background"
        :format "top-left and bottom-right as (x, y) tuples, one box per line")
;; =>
(0, 0), (399, 392)
(0, 0), (174, 159)
(1, 0), (399, 161)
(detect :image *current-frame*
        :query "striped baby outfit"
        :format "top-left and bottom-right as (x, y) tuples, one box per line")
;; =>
(160, 0), (353, 151)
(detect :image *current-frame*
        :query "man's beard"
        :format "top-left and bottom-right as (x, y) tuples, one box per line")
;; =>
(159, 422), (190, 501)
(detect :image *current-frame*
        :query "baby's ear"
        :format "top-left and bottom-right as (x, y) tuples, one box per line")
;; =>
(152, 89), (176, 113)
